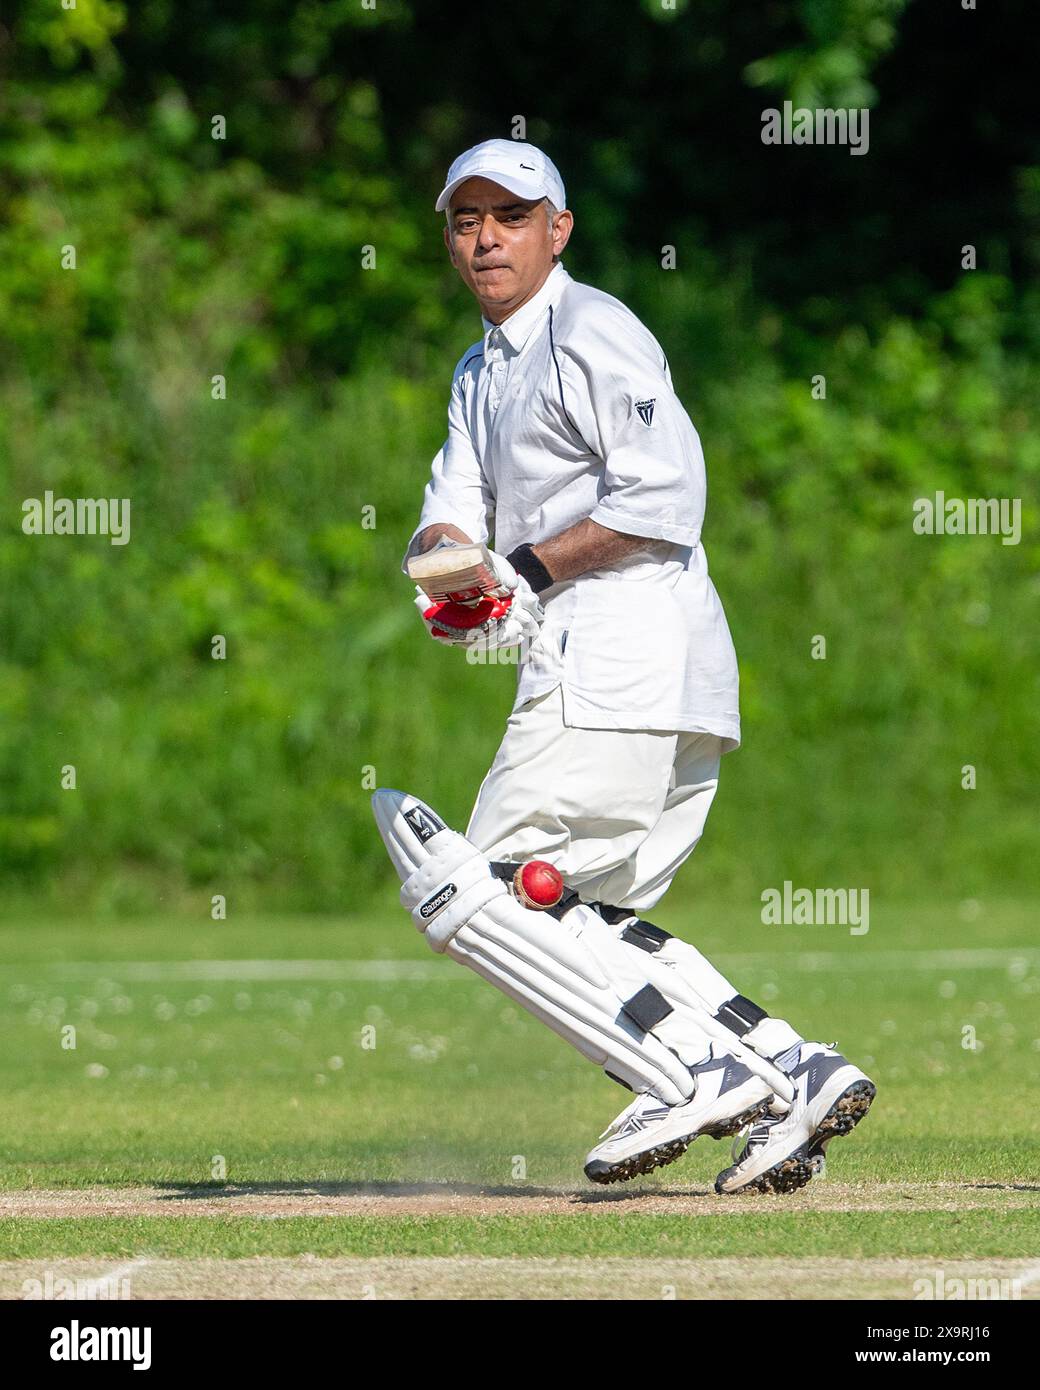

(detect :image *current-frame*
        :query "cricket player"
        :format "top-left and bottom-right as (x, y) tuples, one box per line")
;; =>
(373, 138), (874, 1193)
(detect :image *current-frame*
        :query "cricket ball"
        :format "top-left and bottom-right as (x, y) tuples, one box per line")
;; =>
(513, 860), (565, 911)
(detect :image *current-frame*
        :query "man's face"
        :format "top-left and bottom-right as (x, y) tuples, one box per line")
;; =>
(444, 176), (573, 322)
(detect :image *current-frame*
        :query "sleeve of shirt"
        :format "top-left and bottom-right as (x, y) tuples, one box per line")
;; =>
(401, 356), (496, 572)
(556, 303), (705, 547)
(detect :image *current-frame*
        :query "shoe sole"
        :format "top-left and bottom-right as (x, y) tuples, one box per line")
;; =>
(584, 1097), (773, 1186)
(807, 1077), (876, 1165)
(715, 1079), (876, 1196)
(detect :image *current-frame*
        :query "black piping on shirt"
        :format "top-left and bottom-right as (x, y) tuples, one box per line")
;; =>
(459, 349), (484, 400)
(548, 305), (594, 455)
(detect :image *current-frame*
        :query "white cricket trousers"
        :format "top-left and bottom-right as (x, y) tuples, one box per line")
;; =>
(465, 685), (725, 913)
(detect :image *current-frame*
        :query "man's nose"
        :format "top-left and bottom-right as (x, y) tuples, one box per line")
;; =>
(476, 216), (501, 250)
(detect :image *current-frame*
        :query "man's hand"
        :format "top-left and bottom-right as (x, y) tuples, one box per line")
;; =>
(408, 522), (475, 560)
(411, 546), (544, 650)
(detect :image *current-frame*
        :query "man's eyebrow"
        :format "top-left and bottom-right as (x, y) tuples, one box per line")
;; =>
(451, 202), (534, 216)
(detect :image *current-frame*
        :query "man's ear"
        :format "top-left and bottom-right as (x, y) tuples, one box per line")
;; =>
(443, 224), (457, 267)
(551, 209), (574, 260)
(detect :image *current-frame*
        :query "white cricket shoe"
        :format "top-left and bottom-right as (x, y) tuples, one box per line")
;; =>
(584, 1049), (774, 1185)
(714, 1042), (876, 1195)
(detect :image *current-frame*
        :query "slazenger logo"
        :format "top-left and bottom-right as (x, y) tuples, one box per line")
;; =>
(635, 398), (655, 426)
(420, 883), (457, 918)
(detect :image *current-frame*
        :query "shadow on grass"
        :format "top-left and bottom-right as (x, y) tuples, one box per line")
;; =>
(967, 1183), (1040, 1192)
(151, 1180), (717, 1204)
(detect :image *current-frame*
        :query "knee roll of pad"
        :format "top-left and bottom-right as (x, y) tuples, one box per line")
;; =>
(399, 831), (506, 951)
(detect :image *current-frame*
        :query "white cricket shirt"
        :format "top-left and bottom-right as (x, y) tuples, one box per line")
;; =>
(407, 262), (740, 746)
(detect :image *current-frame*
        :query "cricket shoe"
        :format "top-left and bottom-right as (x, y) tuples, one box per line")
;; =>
(584, 1050), (774, 1185)
(714, 1042), (876, 1195)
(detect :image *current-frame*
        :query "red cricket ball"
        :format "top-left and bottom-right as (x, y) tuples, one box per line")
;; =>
(513, 860), (565, 910)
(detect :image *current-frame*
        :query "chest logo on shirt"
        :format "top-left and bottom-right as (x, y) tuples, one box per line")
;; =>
(635, 398), (656, 426)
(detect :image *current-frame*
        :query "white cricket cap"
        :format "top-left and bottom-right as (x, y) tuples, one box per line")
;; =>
(435, 138), (566, 213)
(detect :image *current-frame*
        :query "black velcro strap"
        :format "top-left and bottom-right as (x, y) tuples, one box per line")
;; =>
(545, 888), (581, 921)
(506, 543), (555, 594)
(489, 860), (517, 883)
(621, 920), (672, 954)
(589, 901), (634, 926)
(715, 994), (768, 1037)
(621, 984), (673, 1034)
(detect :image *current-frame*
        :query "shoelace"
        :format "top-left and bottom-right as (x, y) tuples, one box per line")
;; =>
(597, 1094), (648, 1141)
(600, 1093), (673, 1141)
(730, 1112), (780, 1163)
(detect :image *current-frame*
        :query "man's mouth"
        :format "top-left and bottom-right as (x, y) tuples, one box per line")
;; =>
(475, 264), (509, 272)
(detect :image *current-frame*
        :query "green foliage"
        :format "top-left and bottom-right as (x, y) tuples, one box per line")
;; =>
(745, 0), (907, 107)
(0, 1), (1037, 912)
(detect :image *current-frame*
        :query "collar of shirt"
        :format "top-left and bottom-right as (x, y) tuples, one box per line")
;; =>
(480, 262), (571, 357)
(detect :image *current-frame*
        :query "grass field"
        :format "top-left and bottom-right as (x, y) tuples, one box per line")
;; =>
(1, 897), (1038, 1299)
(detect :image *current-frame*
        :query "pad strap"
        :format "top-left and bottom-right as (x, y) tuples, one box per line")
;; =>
(621, 920), (673, 954)
(715, 994), (769, 1037)
(622, 984), (674, 1034)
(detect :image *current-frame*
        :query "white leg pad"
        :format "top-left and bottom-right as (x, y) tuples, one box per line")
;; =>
(446, 901), (696, 1104)
(372, 789), (704, 1104)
